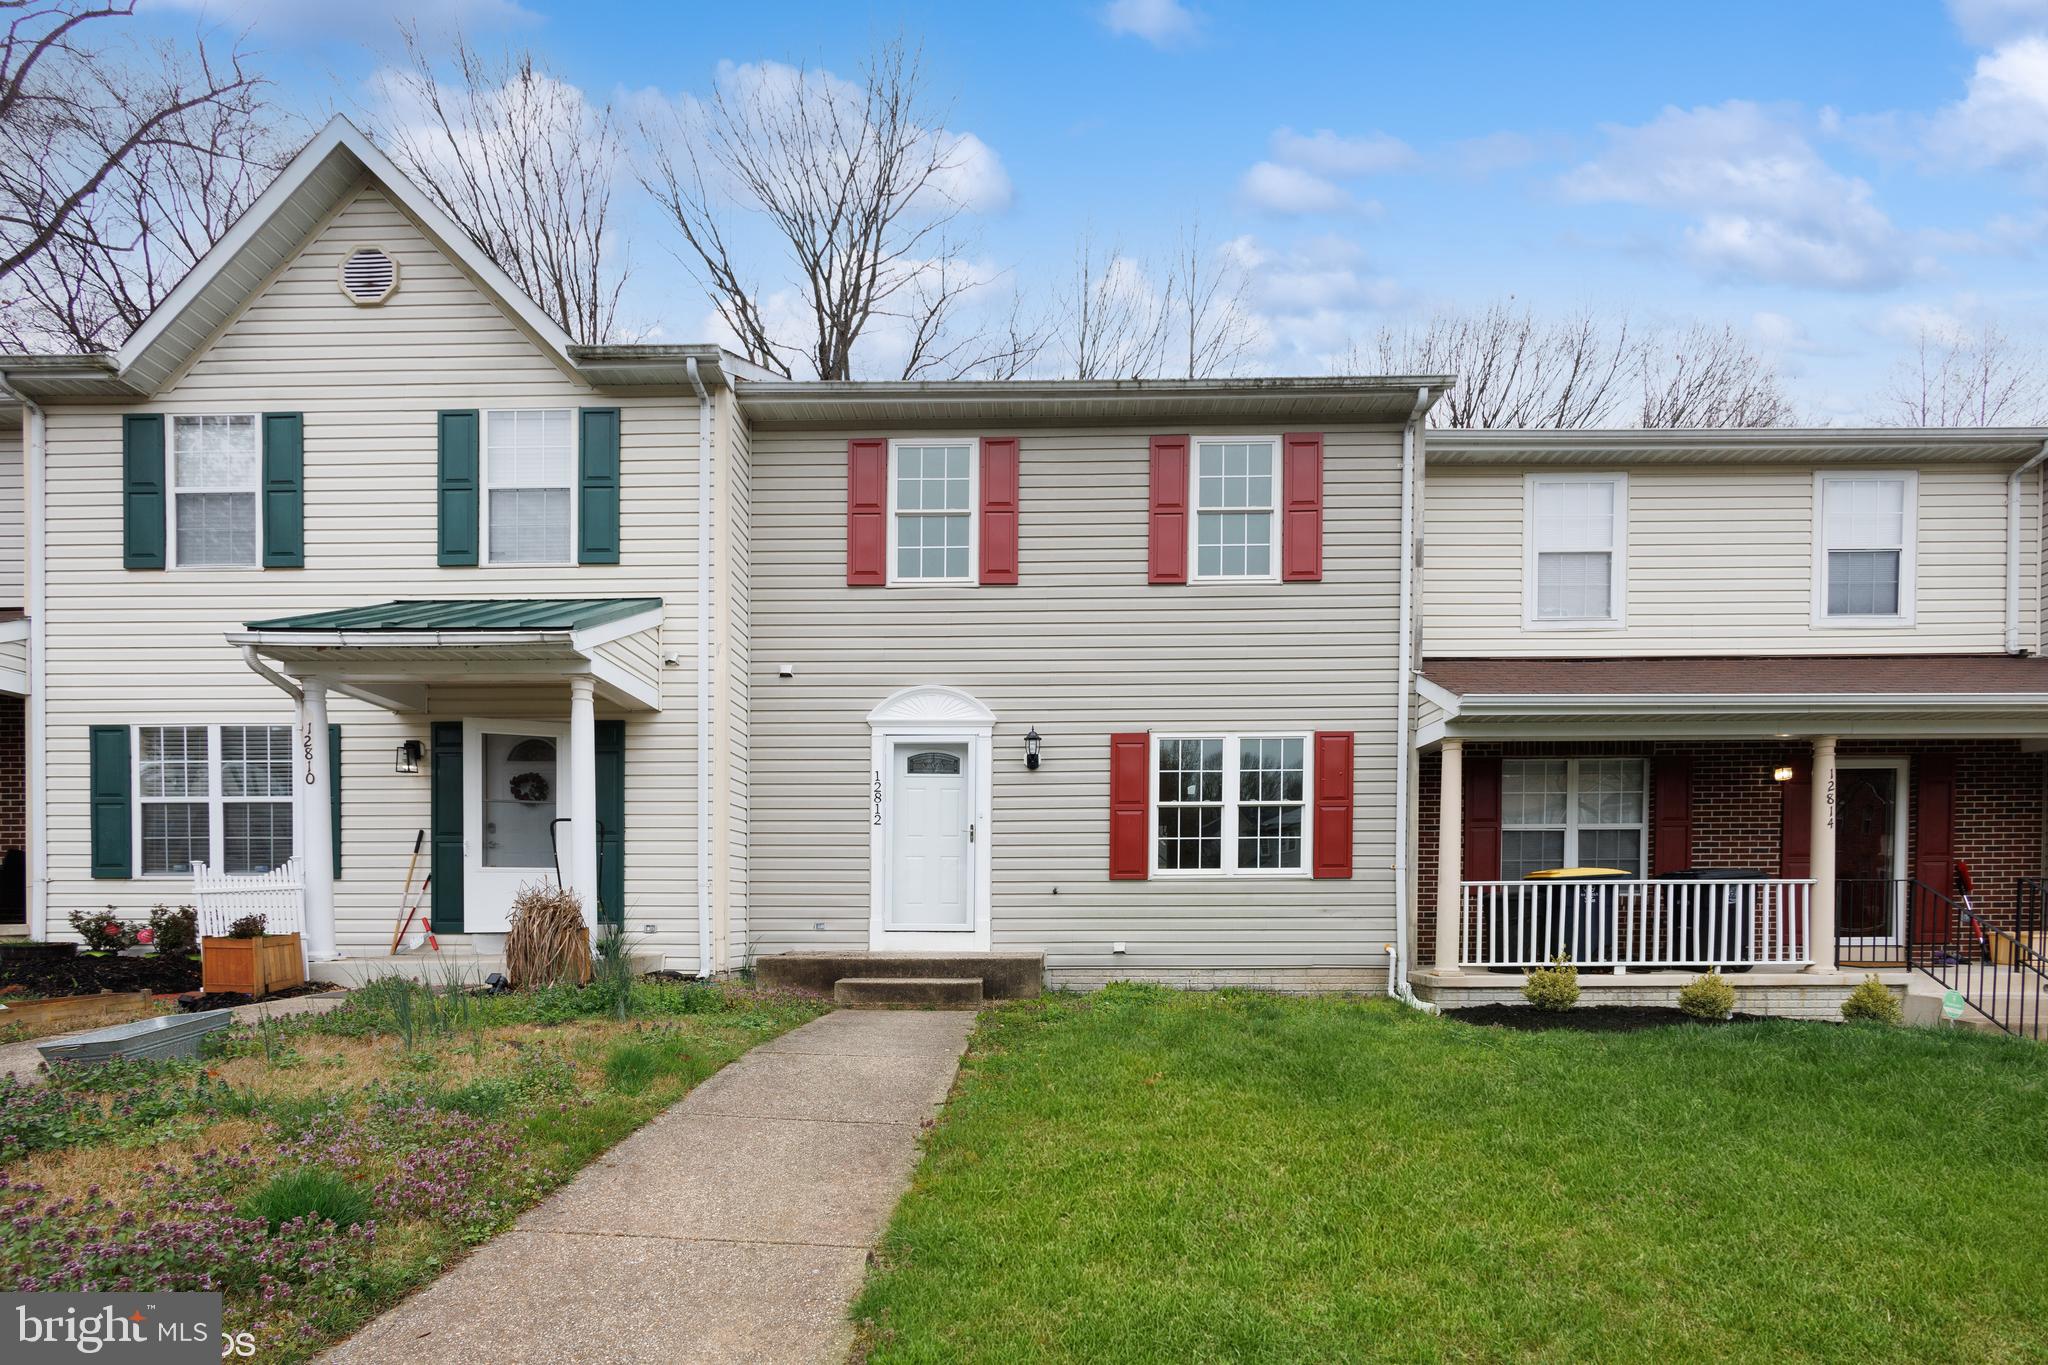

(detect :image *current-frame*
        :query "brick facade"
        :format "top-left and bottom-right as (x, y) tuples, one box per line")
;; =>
(1417, 737), (2046, 964)
(0, 695), (20, 856)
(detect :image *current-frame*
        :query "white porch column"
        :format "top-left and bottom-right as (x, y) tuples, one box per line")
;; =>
(567, 677), (599, 932)
(1808, 735), (1838, 972)
(1434, 739), (1464, 972)
(297, 676), (338, 961)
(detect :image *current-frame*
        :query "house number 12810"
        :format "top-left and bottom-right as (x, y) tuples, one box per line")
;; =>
(302, 722), (318, 785)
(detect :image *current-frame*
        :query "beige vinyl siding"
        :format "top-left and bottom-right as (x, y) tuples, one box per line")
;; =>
(592, 631), (661, 699)
(38, 182), (707, 965)
(748, 424), (1403, 988)
(718, 390), (752, 961)
(0, 634), (23, 681)
(0, 427), (20, 608)
(1426, 463), (2035, 656)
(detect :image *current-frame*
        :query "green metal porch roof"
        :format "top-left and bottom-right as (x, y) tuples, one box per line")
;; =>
(243, 598), (663, 633)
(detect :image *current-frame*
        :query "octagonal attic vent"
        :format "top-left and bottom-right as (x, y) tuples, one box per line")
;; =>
(338, 246), (398, 305)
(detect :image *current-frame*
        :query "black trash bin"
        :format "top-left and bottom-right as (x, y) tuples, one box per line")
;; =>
(1514, 868), (1635, 968)
(1655, 868), (1768, 971)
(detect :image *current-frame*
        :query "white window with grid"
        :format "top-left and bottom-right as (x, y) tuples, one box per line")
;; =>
(484, 408), (576, 565)
(1153, 733), (1310, 876)
(1525, 474), (1625, 626)
(1500, 757), (1646, 880)
(889, 440), (976, 583)
(135, 723), (295, 877)
(1815, 472), (1915, 624)
(170, 415), (260, 568)
(1192, 439), (1277, 581)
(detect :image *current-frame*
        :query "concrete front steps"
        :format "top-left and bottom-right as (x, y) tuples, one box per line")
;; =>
(759, 951), (1042, 1007)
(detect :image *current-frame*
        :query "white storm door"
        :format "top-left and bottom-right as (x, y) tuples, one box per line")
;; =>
(887, 743), (973, 931)
(463, 719), (572, 933)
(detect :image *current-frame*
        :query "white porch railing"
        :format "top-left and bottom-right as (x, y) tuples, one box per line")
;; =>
(193, 859), (305, 939)
(1459, 878), (1814, 972)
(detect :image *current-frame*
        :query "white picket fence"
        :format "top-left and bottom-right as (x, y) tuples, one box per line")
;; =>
(192, 858), (305, 939)
(1459, 877), (1814, 972)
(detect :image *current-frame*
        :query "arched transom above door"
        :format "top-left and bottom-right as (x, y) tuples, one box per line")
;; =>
(866, 685), (998, 728)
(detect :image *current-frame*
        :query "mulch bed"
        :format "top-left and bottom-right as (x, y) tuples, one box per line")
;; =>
(0, 946), (202, 997)
(176, 983), (339, 1012)
(1445, 1004), (1769, 1033)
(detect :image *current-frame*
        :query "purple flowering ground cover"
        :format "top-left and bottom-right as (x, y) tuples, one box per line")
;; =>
(1, 977), (826, 1361)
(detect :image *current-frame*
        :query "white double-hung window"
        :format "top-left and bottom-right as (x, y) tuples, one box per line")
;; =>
(484, 409), (576, 565)
(1500, 758), (1646, 880)
(1193, 438), (1278, 581)
(889, 439), (976, 583)
(170, 415), (260, 567)
(1525, 474), (1625, 626)
(1153, 733), (1310, 875)
(137, 723), (294, 876)
(1815, 472), (1915, 624)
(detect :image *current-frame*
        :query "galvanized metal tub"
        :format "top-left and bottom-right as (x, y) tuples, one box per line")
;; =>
(37, 1008), (238, 1066)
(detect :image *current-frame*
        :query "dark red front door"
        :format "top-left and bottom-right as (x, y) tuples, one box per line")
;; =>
(1836, 768), (1898, 938)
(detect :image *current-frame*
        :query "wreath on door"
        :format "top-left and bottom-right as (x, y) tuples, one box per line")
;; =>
(509, 771), (552, 804)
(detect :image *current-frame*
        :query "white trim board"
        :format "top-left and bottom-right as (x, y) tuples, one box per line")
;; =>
(866, 686), (995, 951)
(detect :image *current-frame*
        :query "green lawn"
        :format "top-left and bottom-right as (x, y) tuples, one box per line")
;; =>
(852, 986), (2048, 1363)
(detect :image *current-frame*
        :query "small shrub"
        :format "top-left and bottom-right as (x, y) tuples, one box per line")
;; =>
(148, 903), (200, 956)
(1841, 975), (1903, 1025)
(592, 924), (639, 1021)
(68, 907), (132, 951)
(238, 1167), (372, 1233)
(1679, 970), (1737, 1021)
(224, 913), (267, 939)
(1523, 954), (1580, 1011)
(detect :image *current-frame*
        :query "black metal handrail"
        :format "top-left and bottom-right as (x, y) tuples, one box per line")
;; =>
(1842, 876), (2046, 1040)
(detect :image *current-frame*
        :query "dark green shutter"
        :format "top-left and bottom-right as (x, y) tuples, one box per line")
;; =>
(429, 722), (464, 933)
(578, 407), (621, 565)
(122, 415), (166, 570)
(328, 723), (343, 880)
(437, 410), (480, 566)
(261, 412), (305, 567)
(89, 726), (132, 878)
(596, 719), (625, 928)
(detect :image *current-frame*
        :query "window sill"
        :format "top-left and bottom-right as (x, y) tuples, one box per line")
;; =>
(1522, 619), (1627, 632)
(885, 579), (978, 588)
(1810, 617), (1916, 630)
(1150, 869), (1312, 881)
(1188, 577), (1283, 587)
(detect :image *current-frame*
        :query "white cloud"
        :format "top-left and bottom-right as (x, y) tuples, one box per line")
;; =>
(1451, 130), (1558, 177)
(1238, 162), (1367, 215)
(151, 0), (540, 39)
(1927, 36), (2048, 171)
(1225, 234), (1405, 370)
(1947, 0), (2048, 45)
(1561, 101), (1913, 289)
(1268, 128), (1417, 177)
(926, 131), (1013, 214)
(1099, 0), (1200, 47)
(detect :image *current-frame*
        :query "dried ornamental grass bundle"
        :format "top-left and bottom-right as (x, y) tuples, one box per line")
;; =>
(504, 882), (591, 987)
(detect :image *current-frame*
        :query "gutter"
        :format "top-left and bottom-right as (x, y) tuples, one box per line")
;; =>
(1388, 386), (1438, 1014)
(687, 357), (715, 978)
(2007, 440), (2048, 655)
(0, 375), (46, 939)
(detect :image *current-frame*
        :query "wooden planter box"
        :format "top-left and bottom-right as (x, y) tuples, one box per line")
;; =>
(1, 989), (160, 1034)
(200, 933), (305, 996)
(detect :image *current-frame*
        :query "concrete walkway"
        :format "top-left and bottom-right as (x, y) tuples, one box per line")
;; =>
(0, 990), (352, 1083)
(323, 1008), (977, 1365)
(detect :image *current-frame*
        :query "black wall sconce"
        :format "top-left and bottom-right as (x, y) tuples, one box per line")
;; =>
(396, 739), (425, 775)
(1024, 726), (1042, 770)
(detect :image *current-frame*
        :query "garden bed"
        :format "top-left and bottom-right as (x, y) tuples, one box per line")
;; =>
(0, 974), (827, 1362)
(0, 948), (201, 997)
(1442, 1003), (1768, 1032)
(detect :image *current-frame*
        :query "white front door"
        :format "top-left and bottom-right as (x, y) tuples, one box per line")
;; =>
(887, 742), (972, 932)
(463, 719), (572, 933)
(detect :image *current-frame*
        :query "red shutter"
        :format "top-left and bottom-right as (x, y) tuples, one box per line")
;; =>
(846, 438), (888, 586)
(1312, 731), (1353, 879)
(1779, 760), (1812, 878)
(1147, 435), (1189, 584)
(1109, 733), (1150, 880)
(1465, 755), (1502, 880)
(1913, 754), (1956, 893)
(1281, 432), (1324, 582)
(1652, 755), (1693, 874)
(980, 437), (1020, 585)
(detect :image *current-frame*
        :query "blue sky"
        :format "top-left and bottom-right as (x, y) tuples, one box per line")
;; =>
(139, 0), (2048, 419)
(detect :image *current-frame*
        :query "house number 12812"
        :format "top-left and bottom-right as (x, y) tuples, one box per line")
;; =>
(872, 769), (883, 826)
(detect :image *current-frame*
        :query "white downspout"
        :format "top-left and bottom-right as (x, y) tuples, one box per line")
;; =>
(1389, 386), (1438, 1014)
(2005, 440), (2048, 656)
(687, 358), (715, 977)
(1, 376), (47, 940)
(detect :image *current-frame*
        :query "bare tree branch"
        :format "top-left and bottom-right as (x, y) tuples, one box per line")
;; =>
(370, 27), (629, 346)
(1638, 322), (1797, 427)
(639, 37), (973, 379)
(1174, 219), (1257, 379)
(1878, 321), (2048, 427)
(1050, 230), (1174, 380)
